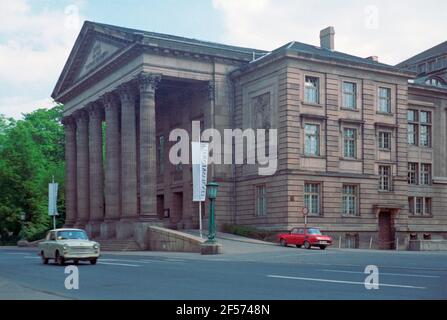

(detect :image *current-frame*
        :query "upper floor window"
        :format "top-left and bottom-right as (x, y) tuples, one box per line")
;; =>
(342, 82), (357, 109)
(304, 76), (320, 104)
(378, 131), (391, 150)
(342, 185), (358, 216)
(379, 165), (391, 191)
(304, 183), (321, 216)
(409, 197), (432, 216)
(255, 185), (267, 216)
(420, 163), (432, 185)
(343, 128), (357, 158)
(304, 124), (320, 156)
(378, 87), (391, 113)
(408, 109), (431, 147)
(408, 162), (418, 185)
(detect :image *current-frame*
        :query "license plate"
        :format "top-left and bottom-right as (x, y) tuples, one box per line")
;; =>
(319, 241), (328, 244)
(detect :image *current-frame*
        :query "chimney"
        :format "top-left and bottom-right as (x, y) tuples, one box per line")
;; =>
(366, 55), (379, 62)
(320, 26), (335, 51)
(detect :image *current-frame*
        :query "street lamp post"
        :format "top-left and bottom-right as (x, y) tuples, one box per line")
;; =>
(206, 182), (219, 244)
(20, 212), (26, 240)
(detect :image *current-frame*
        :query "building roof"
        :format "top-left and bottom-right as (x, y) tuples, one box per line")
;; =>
(397, 41), (447, 68)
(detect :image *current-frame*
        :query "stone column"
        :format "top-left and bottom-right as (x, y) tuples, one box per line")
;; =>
(138, 73), (161, 219)
(118, 82), (138, 226)
(87, 103), (104, 237)
(62, 116), (77, 227)
(101, 92), (121, 238)
(74, 110), (90, 227)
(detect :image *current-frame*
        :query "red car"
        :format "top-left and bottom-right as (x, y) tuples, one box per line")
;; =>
(278, 227), (333, 250)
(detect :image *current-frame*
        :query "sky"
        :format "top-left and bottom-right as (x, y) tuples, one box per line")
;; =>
(0, 0), (446, 119)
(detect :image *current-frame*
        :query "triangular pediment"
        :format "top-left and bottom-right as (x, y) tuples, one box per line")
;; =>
(52, 22), (134, 99)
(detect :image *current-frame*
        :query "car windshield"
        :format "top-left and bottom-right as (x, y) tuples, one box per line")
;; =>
(57, 230), (88, 240)
(307, 228), (322, 235)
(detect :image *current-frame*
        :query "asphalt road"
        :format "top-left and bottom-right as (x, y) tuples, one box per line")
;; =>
(1, 244), (447, 300)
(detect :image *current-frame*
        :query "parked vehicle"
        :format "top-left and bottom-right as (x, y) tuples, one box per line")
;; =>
(277, 227), (333, 250)
(38, 229), (100, 265)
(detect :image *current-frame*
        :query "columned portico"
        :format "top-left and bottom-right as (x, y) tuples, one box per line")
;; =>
(74, 110), (90, 228)
(62, 116), (77, 227)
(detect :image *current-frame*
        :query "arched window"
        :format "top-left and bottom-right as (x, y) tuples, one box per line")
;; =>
(425, 77), (446, 87)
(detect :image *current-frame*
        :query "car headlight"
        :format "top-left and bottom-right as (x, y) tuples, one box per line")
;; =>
(63, 245), (68, 251)
(93, 244), (99, 249)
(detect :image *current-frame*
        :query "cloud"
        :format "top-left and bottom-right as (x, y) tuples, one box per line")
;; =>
(0, 0), (85, 118)
(0, 96), (57, 119)
(213, 0), (447, 65)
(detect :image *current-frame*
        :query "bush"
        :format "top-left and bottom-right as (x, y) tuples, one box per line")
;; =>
(222, 224), (277, 242)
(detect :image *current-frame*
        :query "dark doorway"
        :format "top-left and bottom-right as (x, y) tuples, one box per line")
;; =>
(378, 211), (395, 249)
(172, 192), (183, 228)
(157, 195), (164, 219)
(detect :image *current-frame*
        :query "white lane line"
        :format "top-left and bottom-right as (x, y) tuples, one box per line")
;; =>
(98, 262), (140, 267)
(320, 269), (440, 279)
(4, 253), (32, 255)
(267, 275), (426, 290)
(24, 256), (40, 259)
(100, 258), (184, 264)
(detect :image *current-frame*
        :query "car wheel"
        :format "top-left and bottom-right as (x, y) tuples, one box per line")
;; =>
(41, 251), (49, 265)
(319, 245), (327, 250)
(303, 241), (311, 250)
(55, 251), (65, 266)
(90, 259), (97, 265)
(296, 245), (302, 248)
(280, 239), (288, 247)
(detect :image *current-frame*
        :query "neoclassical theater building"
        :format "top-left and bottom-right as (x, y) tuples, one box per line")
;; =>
(53, 21), (447, 249)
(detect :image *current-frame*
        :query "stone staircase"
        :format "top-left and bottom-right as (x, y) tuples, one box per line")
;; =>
(96, 239), (142, 251)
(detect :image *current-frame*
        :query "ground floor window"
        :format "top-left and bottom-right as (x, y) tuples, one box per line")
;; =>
(255, 185), (267, 216)
(342, 185), (358, 216)
(304, 183), (321, 215)
(408, 196), (432, 216)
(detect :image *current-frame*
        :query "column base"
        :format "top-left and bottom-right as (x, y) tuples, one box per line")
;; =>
(86, 222), (101, 239)
(64, 220), (75, 228)
(73, 221), (87, 230)
(116, 219), (137, 240)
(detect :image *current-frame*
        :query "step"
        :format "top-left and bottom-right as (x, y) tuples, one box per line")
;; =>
(97, 239), (141, 251)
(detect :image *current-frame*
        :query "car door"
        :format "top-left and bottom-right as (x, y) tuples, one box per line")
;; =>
(296, 229), (305, 245)
(289, 228), (300, 244)
(48, 231), (57, 258)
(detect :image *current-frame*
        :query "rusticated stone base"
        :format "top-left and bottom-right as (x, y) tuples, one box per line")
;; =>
(86, 222), (101, 239)
(100, 221), (117, 239)
(116, 220), (136, 239)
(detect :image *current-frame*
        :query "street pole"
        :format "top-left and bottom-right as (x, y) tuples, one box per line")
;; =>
(208, 198), (216, 243)
(199, 202), (203, 239)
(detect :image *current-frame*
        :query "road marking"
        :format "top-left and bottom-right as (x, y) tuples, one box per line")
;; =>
(24, 256), (40, 259)
(267, 275), (426, 289)
(320, 269), (440, 278)
(98, 262), (140, 267)
(100, 258), (185, 265)
(5, 253), (32, 255)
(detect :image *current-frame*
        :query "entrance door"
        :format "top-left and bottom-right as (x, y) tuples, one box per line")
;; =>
(172, 192), (183, 228)
(378, 211), (395, 249)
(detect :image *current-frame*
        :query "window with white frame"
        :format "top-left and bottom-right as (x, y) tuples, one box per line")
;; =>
(420, 163), (431, 185)
(409, 196), (432, 216)
(378, 87), (391, 113)
(408, 109), (431, 147)
(407, 109), (418, 145)
(342, 185), (358, 216)
(378, 131), (391, 150)
(255, 185), (267, 216)
(304, 76), (320, 104)
(342, 82), (357, 109)
(420, 111), (432, 147)
(304, 183), (320, 216)
(304, 124), (320, 156)
(343, 128), (357, 158)
(408, 162), (418, 185)
(379, 165), (391, 191)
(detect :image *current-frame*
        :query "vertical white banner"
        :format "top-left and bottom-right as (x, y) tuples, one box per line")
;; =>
(48, 183), (59, 216)
(192, 142), (209, 202)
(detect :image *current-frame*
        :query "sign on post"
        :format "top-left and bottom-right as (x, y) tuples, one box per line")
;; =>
(192, 142), (209, 238)
(48, 181), (58, 229)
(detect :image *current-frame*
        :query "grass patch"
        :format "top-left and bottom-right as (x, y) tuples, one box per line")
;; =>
(222, 224), (278, 242)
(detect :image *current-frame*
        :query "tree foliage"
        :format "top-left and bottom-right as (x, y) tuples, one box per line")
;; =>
(0, 105), (65, 243)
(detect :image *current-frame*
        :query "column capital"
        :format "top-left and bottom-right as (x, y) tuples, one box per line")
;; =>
(117, 82), (137, 103)
(138, 72), (162, 94)
(62, 115), (76, 128)
(87, 102), (104, 120)
(101, 92), (119, 111)
(73, 109), (88, 125)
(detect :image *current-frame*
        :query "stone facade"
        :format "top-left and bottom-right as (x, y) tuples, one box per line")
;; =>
(52, 21), (447, 249)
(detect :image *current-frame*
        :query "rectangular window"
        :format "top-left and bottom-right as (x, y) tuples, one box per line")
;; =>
(378, 131), (391, 150)
(408, 109), (431, 147)
(255, 185), (267, 216)
(342, 82), (357, 109)
(304, 124), (320, 156)
(407, 163), (418, 185)
(407, 110), (418, 122)
(378, 87), (391, 113)
(425, 198), (432, 215)
(420, 163), (431, 185)
(343, 128), (357, 158)
(342, 185), (358, 216)
(420, 125), (431, 147)
(157, 135), (165, 174)
(379, 165), (391, 191)
(304, 76), (320, 104)
(304, 183), (320, 216)
(408, 197), (414, 214)
(407, 123), (417, 145)
(415, 197), (423, 215)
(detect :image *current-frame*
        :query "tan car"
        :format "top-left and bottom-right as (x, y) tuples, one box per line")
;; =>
(38, 228), (100, 265)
